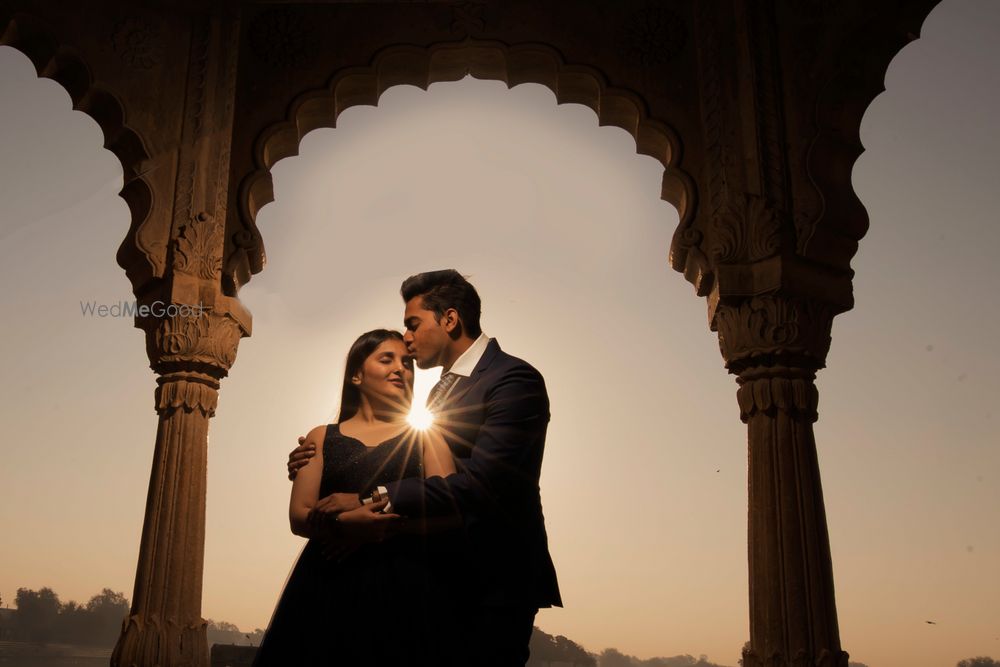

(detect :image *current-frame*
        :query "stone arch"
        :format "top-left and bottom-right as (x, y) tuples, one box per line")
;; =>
(233, 38), (697, 287)
(0, 10), (155, 288)
(790, 2), (939, 272)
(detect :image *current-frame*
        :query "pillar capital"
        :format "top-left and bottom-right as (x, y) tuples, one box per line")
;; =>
(147, 309), (243, 372)
(143, 307), (245, 417)
(128, 196), (252, 418)
(713, 293), (835, 377)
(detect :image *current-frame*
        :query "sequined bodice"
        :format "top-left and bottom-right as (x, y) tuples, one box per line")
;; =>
(319, 423), (422, 498)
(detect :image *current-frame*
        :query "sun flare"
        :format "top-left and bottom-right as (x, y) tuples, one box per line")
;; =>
(407, 405), (435, 430)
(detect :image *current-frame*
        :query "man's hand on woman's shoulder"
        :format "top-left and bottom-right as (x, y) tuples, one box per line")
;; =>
(287, 434), (317, 480)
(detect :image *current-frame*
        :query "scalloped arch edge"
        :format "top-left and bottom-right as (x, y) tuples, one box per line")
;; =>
(234, 38), (696, 287)
(1, 11), (160, 291)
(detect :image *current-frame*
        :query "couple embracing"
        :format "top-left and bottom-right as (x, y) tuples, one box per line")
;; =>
(252, 270), (562, 666)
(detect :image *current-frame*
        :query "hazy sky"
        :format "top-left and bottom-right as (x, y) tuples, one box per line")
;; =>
(1, 2), (998, 665)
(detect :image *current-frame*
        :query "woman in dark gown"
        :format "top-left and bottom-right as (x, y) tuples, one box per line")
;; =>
(252, 329), (456, 666)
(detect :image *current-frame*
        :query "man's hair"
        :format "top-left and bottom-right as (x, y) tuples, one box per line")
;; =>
(400, 269), (483, 338)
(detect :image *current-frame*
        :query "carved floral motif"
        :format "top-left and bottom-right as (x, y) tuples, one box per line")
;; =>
(619, 5), (687, 66)
(111, 16), (161, 70)
(450, 0), (488, 35)
(151, 311), (241, 372)
(173, 212), (222, 280)
(714, 295), (833, 373)
(709, 193), (783, 263)
(144, 307), (245, 413)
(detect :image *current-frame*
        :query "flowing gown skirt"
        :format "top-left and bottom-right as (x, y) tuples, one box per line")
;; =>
(253, 424), (437, 665)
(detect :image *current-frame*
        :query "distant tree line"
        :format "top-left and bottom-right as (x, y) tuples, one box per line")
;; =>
(528, 626), (595, 665)
(4, 589), (998, 665)
(733, 639), (998, 667)
(0, 587), (263, 649)
(4, 587), (128, 646)
(597, 648), (731, 667)
(205, 619), (265, 647)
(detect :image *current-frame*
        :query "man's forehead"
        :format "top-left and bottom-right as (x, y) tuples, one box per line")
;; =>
(403, 297), (429, 317)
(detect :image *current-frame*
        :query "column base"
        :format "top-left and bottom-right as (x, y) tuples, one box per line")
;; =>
(111, 613), (209, 667)
(741, 647), (850, 667)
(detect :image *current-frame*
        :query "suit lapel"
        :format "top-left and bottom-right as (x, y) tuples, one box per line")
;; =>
(435, 340), (502, 457)
(444, 339), (500, 408)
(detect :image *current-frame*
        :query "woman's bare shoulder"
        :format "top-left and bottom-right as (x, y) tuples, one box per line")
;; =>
(303, 424), (331, 453)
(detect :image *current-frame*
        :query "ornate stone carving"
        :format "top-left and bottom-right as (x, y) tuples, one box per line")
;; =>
(248, 6), (320, 68)
(3, 5), (947, 667)
(709, 193), (782, 264)
(167, 8), (239, 296)
(170, 17), (210, 229)
(713, 295), (834, 373)
(681, 0), (730, 292)
(111, 15), (161, 70)
(214, 33), (239, 231)
(694, 0), (729, 226)
(618, 5), (687, 66)
(676, 228), (702, 251)
(240, 39), (695, 293)
(173, 212), (222, 280)
(0, 12), (160, 288)
(744, 2), (790, 212)
(156, 374), (219, 417)
(736, 369), (819, 422)
(450, 0), (488, 35)
(150, 311), (242, 373)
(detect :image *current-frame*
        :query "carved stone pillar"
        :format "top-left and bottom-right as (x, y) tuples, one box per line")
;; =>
(112, 306), (245, 667)
(110, 6), (246, 666)
(714, 295), (848, 667)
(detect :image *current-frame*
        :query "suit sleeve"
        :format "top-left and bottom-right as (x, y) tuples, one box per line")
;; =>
(386, 364), (549, 519)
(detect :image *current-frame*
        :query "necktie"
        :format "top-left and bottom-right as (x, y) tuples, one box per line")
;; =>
(427, 372), (459, 410)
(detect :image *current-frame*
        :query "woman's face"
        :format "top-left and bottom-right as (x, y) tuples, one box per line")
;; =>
(355, 339), (414, 406)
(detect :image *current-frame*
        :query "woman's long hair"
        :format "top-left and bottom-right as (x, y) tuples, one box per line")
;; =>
(336, 329), (407, 422)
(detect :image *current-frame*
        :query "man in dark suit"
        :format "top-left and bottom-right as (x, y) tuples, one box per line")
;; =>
(287, 269), (561, 665)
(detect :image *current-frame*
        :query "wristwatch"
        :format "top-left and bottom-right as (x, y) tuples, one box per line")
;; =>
(360, 485), (391, 511)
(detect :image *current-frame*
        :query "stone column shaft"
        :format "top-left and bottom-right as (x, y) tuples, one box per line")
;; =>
(113, 375), (217, 666)
(715, 295), (848, 667)
(740, 369), (845, 666)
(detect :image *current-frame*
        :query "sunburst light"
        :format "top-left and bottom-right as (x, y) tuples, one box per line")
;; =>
(406, 367), (440, 430)
(406, 404), (435, 430)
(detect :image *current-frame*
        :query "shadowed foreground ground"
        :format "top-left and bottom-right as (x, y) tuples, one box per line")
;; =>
(0, 640), (110, 665)
(0, 641), (254, 667)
